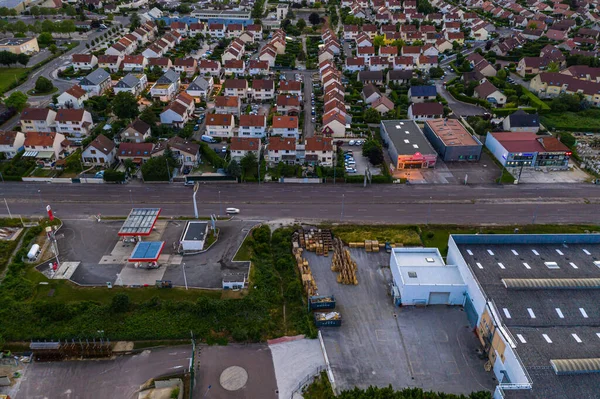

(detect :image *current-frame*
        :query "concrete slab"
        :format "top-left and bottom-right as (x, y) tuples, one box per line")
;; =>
(306, 248), (496, 395)
(269, 338), (326, 399)
(52, 261), (80, 280)
(118, 264), (166, 286)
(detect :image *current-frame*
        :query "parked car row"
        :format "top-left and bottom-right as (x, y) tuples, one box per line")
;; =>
(344, 150), (357, 173)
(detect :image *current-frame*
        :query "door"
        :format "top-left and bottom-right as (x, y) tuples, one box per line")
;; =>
(464, 293), (478, 327)
(428, 292), (450, 305)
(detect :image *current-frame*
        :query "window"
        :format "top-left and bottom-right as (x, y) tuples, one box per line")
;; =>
(90, 149), (97, 154)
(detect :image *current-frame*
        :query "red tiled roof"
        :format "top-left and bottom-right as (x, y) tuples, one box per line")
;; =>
(118, 142), (154, 157)
(215, 96), (240, 108)
(224, 79), (248, 89)
(268, 136), (295, 151)
(409, 102), (444, 115)
(205, 113), (234, 126)
(272, 116), (298, 129)
(72, 54), (93, 63)
(87, 134), (115, 155)
(305, 137), (333, 152)
(230, 137), (260, 151)
(239, 114), (266, 127)
(24, 132), (56, 147)
(55, 109), (85, 122)
(21, 107), (52, 121)
(64, 85), (87, 99)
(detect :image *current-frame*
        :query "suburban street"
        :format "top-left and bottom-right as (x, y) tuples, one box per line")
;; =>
(2, 183), (600, 225)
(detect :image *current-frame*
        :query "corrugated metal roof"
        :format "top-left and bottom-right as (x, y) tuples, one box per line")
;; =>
(502, 278), (600, 289)
(551, 358), (600, 375)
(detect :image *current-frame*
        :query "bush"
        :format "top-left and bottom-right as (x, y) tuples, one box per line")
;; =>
(200, 142), (225, 169)
(103, 170), (125, 182)
(111, 293), (130, 312)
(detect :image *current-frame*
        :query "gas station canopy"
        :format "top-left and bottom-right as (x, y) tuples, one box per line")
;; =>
(128, 241), (165, 262)
(118, 208), (161, 236)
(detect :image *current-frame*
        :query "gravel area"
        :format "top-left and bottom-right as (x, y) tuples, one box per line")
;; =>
(270, 337), (326, 399)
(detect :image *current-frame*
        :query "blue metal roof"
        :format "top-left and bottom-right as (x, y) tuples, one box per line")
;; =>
(129, 241), (164, 261)
(410, 85), (437, 97)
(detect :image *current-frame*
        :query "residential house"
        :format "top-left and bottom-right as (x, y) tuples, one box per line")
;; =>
(474, 59), (497, 77)
(152, 136), (200, 170)
(474, 81), (507, 105)
(530, 72), (600, 106)
(372, 95), (395, 114)
(276, 95), (301, 115)
(321, 111), (346, 138)
(393, 56), (415, 70)
(345, 56), (366, 72)
(122, 54), (147, 72)
(57, 85), (88, 109)
(0, 131), (25, 159)
(119, 119), (151, 143)
(173, 58), (197, 76)
(271, 116), (299, 138)
(117, 142), (154, 164)
(54, 109), (94, 141)
(344, 25), (360, 41)
(266, 136), (296, 166)
(358, 70), (384, 85)
(150, 69), (180, 102)
(370, 56), (391, 71)
(408, 85), (437, 102)
(214, 96), (241, 115)
(208, 23), (226, 38)
(23, 132), (66, 166)
(223, 59), (245, 76)
(20, 108), (56, 133)
(72, 54), (98, 71)
(246, 24), (263, 41)
(363, 84), (382, 104)
(148, 57), (173, 72)
(408, 102), (444, 121)
(357, 46), (376, 62)
(97, 54), (122, 72)
(502, 109), (540, 133)
(82, 134), (116, 166)
(224, 79), (248, 98)
(205, 113), (236, 137)
(305, 137), (334, 166)
(387, 69), (413, 84)
(252, 79), (275, 101)
(230, 137), (261, 162)
(278, 81), (302, 98)
(239, 114), (267, 138)
(401, 46), (421, 63)
(113, 73), (148, 97)
(170, 21), (188, 37)
(186, 76), (213, 101)
(417, 55), (437, 71)
(197, 60), (221, 76)
(248, 60), (270, 76)
(80, 68), (112, 96)
(259, 44), (277, 67)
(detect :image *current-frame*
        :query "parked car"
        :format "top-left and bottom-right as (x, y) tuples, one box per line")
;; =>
(193, 124), (200, 131)
(345, 167), (357, 173)
(345, 160), (356, 166)
(226, 208), (240, 214)
(221, 146), (227, 153)
(349, 140), (356, 145)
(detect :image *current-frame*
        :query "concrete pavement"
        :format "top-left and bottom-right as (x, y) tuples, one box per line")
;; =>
(2, 182), (600, 225)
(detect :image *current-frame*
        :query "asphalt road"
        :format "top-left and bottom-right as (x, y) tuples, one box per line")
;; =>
(2, 182), (600, 225)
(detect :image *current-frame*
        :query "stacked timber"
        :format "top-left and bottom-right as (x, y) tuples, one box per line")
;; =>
(364, 240), (380, 252)
(331, 237), (358, 285)
(293, 246), (318, 296)
(298, 229), (333, 255)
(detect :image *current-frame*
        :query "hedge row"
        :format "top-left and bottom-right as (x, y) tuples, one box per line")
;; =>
(199, 142), (225, 169)
(522, 88), (550, 112)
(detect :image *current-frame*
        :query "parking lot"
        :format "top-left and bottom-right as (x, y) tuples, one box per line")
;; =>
(306, 248), (496, 394)
(339, 143), (381, 176)
(53, 219), (254, 289)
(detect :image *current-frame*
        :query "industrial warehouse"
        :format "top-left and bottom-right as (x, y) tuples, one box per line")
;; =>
(387, 233), (600, 399)
(380, 120), (437, 169)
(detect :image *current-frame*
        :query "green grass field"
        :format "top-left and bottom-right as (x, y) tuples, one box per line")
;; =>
(541, 109), (600, 132)
(0, 68), (31, 94)
(326, 225), (422, 246)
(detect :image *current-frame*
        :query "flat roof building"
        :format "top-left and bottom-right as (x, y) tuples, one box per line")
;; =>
(423, 118), (482, 162)
(380, 120), (437, 169)
(448, 233), (600, 399)
(485, 132), (570, 170)
(180, 221), (209, 252)
(0, 37), (39, 54)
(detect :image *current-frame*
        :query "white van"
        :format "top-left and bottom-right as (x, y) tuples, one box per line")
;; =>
(201, 135), (217, 143)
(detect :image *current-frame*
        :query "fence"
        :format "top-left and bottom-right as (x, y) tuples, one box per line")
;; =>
(289, 365), (326, 399)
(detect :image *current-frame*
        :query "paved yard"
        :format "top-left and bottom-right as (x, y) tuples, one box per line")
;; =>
(195, 344), (278, 399)
(9, 346), (192, 399)
(306, 248), (496, 395)
(510, 163), (590, 184)
(340, 144), (381, 176)
(444, 151), (502, 184)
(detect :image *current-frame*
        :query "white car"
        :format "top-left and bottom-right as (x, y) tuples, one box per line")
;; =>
(226, 208), (240, 214)
(345, 167), (357, 173)
(349, 140), (356, 145)
(355, 140), (364, 145)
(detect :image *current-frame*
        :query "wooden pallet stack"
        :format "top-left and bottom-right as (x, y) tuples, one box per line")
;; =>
(331, 237), (358, 285)
(299, 229), (333, 256)
(364, 240), (380, 252)
(293, 246), (318, 296)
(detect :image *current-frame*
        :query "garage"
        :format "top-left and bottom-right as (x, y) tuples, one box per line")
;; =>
(389, 247), (467, 306)
(428, 292), (451, 305)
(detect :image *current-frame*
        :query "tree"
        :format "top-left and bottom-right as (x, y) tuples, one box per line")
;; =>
(42, 19), (55, 33)
(111, 293), (130, 312)
(309, 12), (320, 25)
(226, 160), (242, 178)
(38, 31), (54, 47)
(34, 76), (54, 93)
(16, 53), (29, 66)
(111, 92), (139, 119)
(141, 156), (174, 181)
(5, 91), (27, 111)
(559, 132), (576, 148)
(365, 145), (384, 165)
(364, 108), (381, 123)
(296, 18), (306, 31)
(130, 13), (141, 31)
(429, 67), (444, 79)
(240, 152), (258, 178)
(550, 93), (582, 112)
(30, 5), (40, 17)
(497, 68), (507, 80)
(373, 35), (385, 48)
(139, 106), (158, 125)
(547, 61), (560, 72)
(417, 0), (435, 14)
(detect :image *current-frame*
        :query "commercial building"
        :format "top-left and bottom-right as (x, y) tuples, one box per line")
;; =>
(485, 132), (570, 169)
(380, 120), (437, 169)
(448, 233), (600, 399)
(180, 221), (208, 252)
(0, 37), (39, 54)
(423, 118), (482, 162)
(390, 247), (466, 306)
(191, 10), (253, 26)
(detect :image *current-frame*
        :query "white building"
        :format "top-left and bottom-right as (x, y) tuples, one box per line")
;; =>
(180, 221), (209, 252)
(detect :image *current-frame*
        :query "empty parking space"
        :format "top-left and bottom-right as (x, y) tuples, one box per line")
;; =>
(306, 248), (495, 394)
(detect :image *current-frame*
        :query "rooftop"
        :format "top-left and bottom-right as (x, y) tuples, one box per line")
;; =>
(182, 221), (208, 242)
(118, 208), (161, 236)
(426, 119), (481, 146)
(381, 120), (436, 156)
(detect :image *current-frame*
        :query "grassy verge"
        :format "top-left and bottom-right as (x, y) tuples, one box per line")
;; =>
(303, 372), (335, 399)
(541, 109), (600, 132)
(0, 68), (31, 94)
(324, 224), (422, 245)
(233, 230), (253, 261)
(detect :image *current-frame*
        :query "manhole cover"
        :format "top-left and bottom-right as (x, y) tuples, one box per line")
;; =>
(220, 366), (248, 391)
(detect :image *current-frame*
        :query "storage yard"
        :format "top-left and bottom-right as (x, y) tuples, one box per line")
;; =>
(303, 233), (496, 394)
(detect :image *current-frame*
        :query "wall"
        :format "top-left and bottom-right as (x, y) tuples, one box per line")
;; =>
(484, 133), (508, 166)
(379, 122), (399, 168)
(280, 177), (322, 183)
(400, 283), (465, 305)
(444, 144), (483, 162)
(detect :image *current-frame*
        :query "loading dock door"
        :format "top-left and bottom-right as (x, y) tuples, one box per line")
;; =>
(428, 292), (450, 305)
(464, 293), (478, 327)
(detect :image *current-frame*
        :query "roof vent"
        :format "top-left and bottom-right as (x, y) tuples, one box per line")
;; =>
(408, 271), (417, 278)
(426, 257), (435, 263)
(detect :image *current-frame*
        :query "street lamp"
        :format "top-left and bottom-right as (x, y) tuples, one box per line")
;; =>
(182, 262), (188, 290)
(218, 191), (222, 217)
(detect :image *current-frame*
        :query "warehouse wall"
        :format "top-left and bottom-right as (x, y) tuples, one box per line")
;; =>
(400, 283), (465, 305)
(484, 133), (508, 166)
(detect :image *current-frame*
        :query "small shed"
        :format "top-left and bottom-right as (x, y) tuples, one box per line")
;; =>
(222, 273), (246, 290)
(181, 221), (209, 252)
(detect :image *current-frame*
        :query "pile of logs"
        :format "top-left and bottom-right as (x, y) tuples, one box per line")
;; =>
(331, 237), (358, 285)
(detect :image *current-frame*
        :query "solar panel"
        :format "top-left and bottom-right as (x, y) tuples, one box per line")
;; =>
(118, 208), (161, 236)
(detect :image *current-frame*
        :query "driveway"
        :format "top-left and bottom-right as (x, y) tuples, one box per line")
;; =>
(435, 78), (485, 117)
(285, 70), (315, 138)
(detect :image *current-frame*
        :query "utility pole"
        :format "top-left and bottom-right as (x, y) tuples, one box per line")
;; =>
(182, 262), (188, 290)
(193, 182), (199, 219)
(4, 198), (12, 219)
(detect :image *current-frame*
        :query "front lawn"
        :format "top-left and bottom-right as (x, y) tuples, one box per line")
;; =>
(541, 109), (600, 132)
(0, 67), (31, 94)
